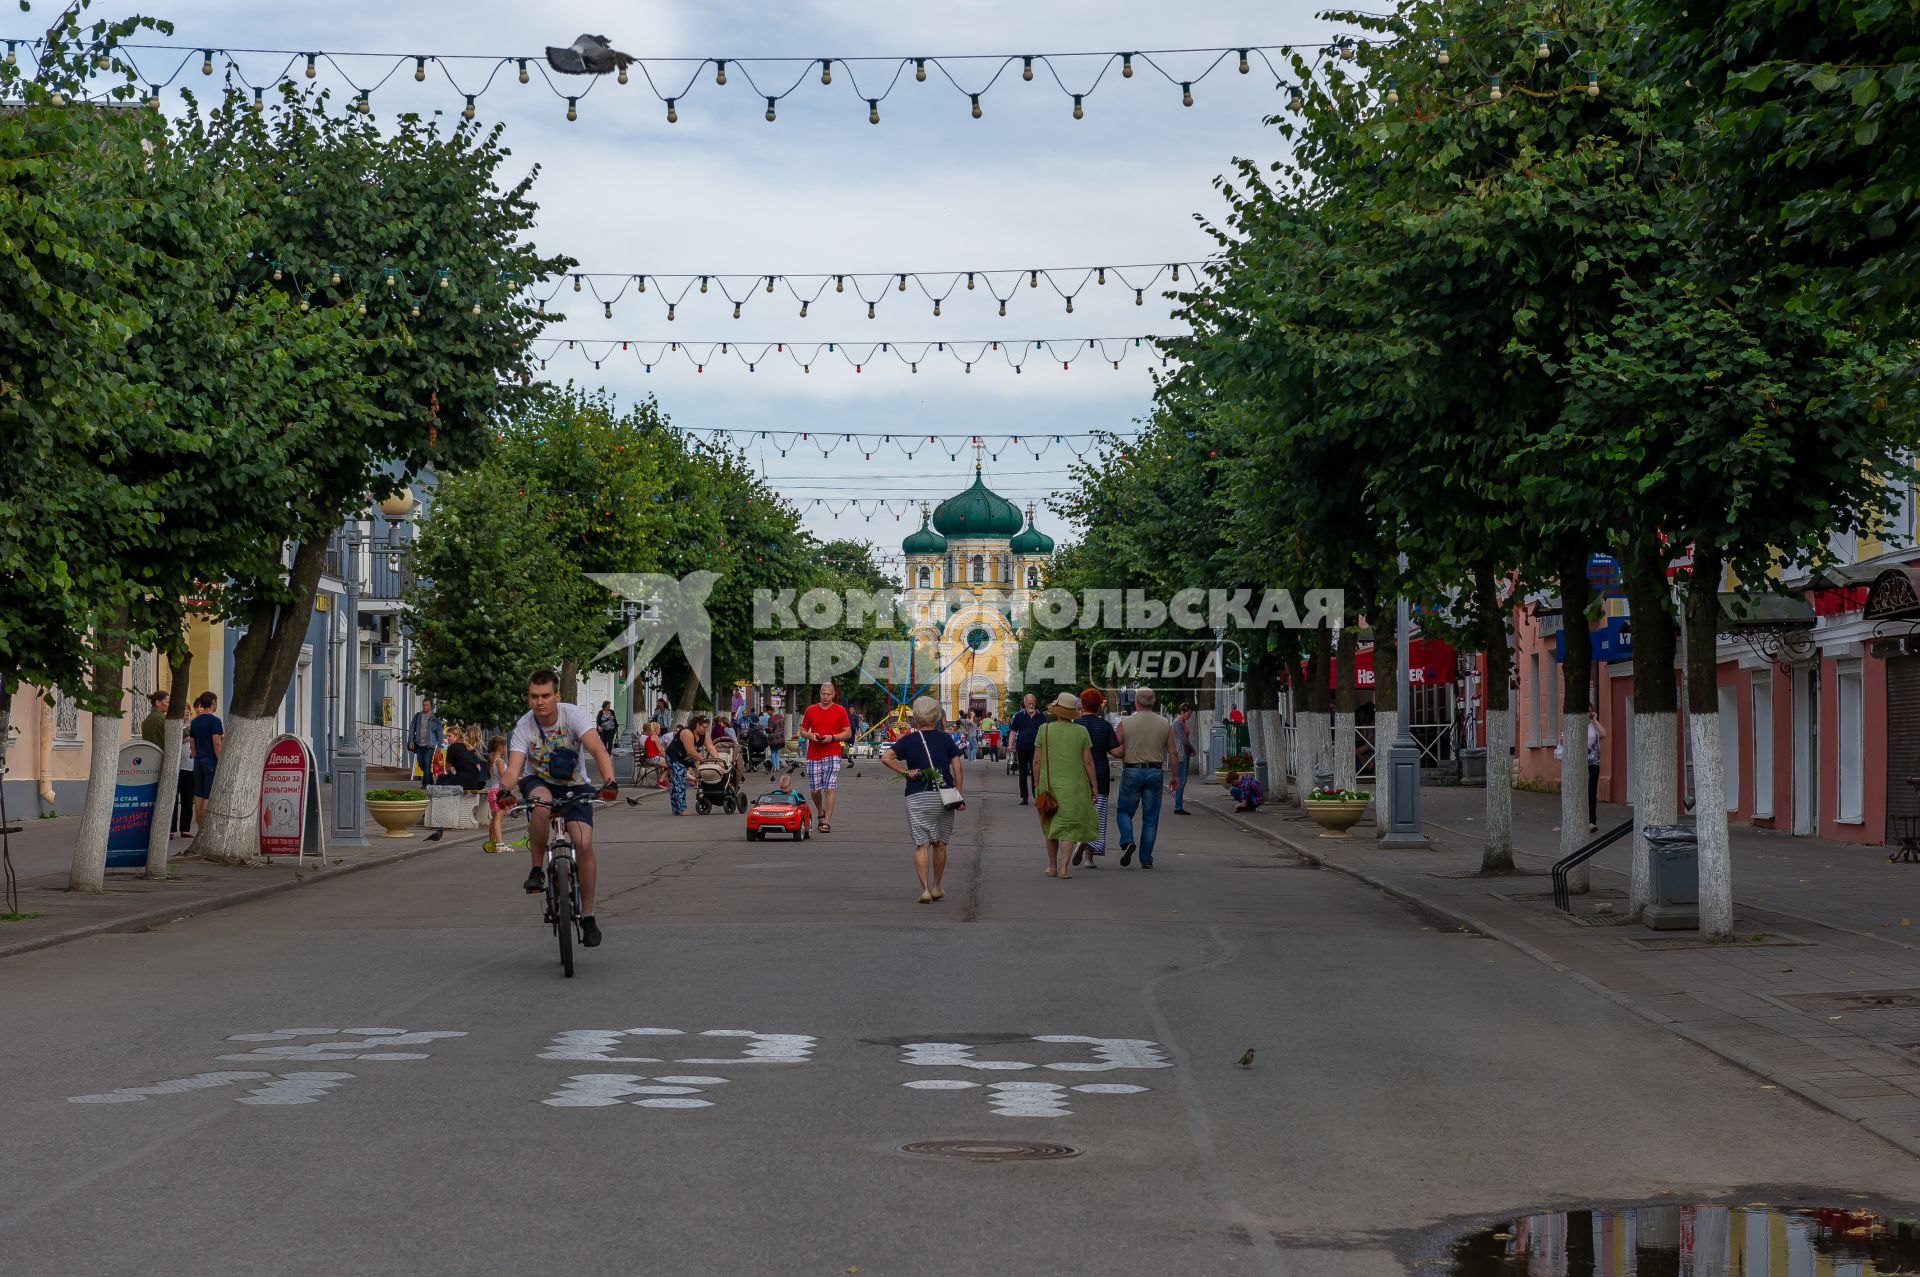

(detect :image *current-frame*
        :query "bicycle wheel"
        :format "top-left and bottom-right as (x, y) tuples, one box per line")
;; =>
(551, 857), (575, 978)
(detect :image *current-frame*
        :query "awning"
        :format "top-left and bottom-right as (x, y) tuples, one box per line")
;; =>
(1718, 592), (1816, 630)
(1339, 638), (1457, 690)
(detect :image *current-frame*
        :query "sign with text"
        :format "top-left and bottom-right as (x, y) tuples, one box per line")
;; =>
(105, 741), (163, 868)
(258, 734), (322, 862)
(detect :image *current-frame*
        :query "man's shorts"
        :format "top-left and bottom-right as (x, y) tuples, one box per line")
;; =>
(192, 760), (217, 800)
(804, 755), (842, 792)
(518, 776), (595, 825)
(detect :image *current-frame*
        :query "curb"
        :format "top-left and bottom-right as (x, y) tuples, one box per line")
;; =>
(1193, 797), (1920, 1163)
(0, 828), (481, 963)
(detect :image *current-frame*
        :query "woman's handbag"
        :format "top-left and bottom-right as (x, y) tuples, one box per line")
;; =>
(1034, 723), (1060, 821)
(914, 731), (966, 809)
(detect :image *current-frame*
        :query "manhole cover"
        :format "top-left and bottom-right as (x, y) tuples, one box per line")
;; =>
(1621, 931), (1814, 951)
(901, 1139), (1079, 1163)
(1566, 911), (1642, 927)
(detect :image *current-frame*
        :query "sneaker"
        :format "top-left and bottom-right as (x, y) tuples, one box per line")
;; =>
(580, 916), (603, 947)
(523, 866), (546, 894)
(482, 840), (499, 854)
(1119, 843), (1136, 867)
(1070, 844), (1085, 866)
(1141, 861), (1154, 870)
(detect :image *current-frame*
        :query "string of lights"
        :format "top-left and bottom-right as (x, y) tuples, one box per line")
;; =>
(9, 35), (1361, 122)
(534, 334), (1172, 376)
(511, 421), (1137, 463)
(538, 261), (1202, 320)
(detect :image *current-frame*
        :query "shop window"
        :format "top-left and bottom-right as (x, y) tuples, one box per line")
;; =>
(1751, 679), (1774, 818)
(1837, 663), (1865, 822)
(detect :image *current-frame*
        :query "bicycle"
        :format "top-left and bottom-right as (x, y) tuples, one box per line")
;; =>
(511, 787), (616, 977)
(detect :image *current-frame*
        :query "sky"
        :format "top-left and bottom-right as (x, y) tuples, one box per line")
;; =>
(78, 0), (1342, 573)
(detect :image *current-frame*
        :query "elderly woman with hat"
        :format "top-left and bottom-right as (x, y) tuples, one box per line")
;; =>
(881, 695), (967, 904)
(1033, 691), (1099, 879)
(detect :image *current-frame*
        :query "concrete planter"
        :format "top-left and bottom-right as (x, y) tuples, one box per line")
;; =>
(1304, 797), (1371, 840)
(366, 798), (428, 838)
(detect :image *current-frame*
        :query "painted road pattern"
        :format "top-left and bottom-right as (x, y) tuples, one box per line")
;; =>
(6, 764), (1920, 1275)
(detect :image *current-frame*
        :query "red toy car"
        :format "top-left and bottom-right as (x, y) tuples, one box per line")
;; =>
(745, 789), (813, 840)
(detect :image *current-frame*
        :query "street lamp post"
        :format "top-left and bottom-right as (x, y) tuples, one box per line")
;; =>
(330, 524), (371, 849)
(1381, 553), (1432, 849)
(329, 494), (414, 849)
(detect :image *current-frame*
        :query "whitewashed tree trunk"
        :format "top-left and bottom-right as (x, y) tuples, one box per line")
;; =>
(1373, 707), (1398, 840)
(1561, 712), (1591, 894)
(1333, 710), (1356, 792)
(1484, 708), (1514, 868)
(191, 715), (278, 865)
(1630, 712), (1677, 915)
(1287, 711), (1305, 806)
(70, 705), (124, 893)
(1298, 710), (1330, 804)
(146, 727), (182, 878)
(1689, 711), (1733, 937)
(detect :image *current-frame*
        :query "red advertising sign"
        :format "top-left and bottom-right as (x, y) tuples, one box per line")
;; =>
(258, 734), (317, 859)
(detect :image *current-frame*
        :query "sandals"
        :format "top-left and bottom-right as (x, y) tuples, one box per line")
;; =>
(918, 890), (934, 904)
(820, 822), (830, 833)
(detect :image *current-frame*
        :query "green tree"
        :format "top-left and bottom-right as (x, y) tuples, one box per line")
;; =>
(1630, 0), (1920, 324)
(184, 87), (572, 862)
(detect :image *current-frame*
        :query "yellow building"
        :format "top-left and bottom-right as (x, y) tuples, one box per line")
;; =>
(899, 465), (1055, 720)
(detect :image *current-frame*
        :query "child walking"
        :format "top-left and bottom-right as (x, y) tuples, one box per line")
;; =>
(484, 735), (514, 852)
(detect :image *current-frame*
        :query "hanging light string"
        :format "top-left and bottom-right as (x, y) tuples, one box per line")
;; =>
(9, 35), (1365, 121)
(533, 334), (1171, 376)
(525, 422), (1138, 463)
(539, 261), (1202, 320)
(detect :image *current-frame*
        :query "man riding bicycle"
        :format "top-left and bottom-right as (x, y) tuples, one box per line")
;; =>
(506, 669), (620, 948)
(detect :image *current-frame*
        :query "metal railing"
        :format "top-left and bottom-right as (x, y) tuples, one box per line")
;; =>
(1552, 815), (1637, 912)
(356, 723), (408, 770)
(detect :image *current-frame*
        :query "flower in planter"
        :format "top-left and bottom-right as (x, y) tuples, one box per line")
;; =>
(366, 789), (427, 802)
(1307, 787), (1369, 802)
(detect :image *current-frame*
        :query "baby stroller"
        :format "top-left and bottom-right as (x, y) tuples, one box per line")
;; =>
(696, 738), (746, 814)
(745, 721), (769, 772)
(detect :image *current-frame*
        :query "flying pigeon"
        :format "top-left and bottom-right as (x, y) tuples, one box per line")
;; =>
(545, 34), (636, 76)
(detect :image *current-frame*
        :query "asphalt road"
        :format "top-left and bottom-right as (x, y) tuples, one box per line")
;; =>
(5, 759), (1918, 1276)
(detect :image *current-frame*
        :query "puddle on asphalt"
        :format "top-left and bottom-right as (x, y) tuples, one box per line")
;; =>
(1448, 1204), (1920, 1275)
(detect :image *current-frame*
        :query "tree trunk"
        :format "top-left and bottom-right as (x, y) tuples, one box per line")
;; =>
(1476, 562), (1514, 872)
(70, 623), (129, 893)
(560, 657), (579, 706)
(196, 536), (327, 864)
(1334, 621), (1359, 792)
(1685, 545), (1732, 938)
(1559, 549), (1596, 892)
(145, 644), (193, 878)
(1372, 600), (1399, 839)
(1299, 624), (1333, 807)
(1624, 536), (1680, 914)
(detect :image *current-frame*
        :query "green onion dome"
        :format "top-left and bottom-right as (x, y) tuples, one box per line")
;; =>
(902, 516), (949, 556)
(931, 466), (1024, 539)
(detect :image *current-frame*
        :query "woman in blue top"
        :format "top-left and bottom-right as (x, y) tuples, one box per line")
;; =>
(1072, 688), (1117, 868)
(881, 696), (966, 905)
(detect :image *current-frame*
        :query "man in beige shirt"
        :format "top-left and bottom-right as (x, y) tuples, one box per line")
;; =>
(1108, 687), (1177, 869)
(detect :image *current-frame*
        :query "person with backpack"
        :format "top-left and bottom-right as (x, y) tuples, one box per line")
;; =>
(765, 709), (788, 773)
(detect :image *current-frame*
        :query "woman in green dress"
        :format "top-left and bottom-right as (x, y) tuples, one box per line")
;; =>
(1033, 692), (1100, 879)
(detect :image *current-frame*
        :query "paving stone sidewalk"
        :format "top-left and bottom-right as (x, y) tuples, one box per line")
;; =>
(1184, 782), (1920, 1160)
(0, 780), (665, 960)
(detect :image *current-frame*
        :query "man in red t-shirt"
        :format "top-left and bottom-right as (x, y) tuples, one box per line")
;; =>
(800, 681), (852, 832)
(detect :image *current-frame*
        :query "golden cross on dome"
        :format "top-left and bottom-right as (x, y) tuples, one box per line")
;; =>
(973, 436), (985, 472)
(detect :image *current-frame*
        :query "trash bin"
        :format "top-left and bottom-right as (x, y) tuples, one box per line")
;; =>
(1642, 823), (1699, 930)
(1459, 747), (1487, 787)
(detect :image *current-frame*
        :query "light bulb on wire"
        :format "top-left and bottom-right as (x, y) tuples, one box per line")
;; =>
(868, 99), (879, 124)
(414, 56), (426, 81)
(463, 95), (476, 119)
(1022, 56), (1034, 81)
(714, 59), (727, 86)
(819, 58), (832, 85)
(1238, 49), (1250, 73)
(666, 99), (678, 123)
(517, 58), (529, 83)
(970, 93), (982, 118)
(915, 58), (926, 82)
(1181, 82), (1194, 107)
(201, 49), (213, 75)
(303, 52), (316, 78)
(1122, 52), (1133, 78)
(765, 96), (776, 121)
(1072, 94), (1083, 119)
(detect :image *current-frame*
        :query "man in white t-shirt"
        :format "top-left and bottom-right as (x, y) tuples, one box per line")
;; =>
(506, 669), (619, 946)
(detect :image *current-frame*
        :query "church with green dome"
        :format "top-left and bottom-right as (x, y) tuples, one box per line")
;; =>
(900, 463), (1056, 720)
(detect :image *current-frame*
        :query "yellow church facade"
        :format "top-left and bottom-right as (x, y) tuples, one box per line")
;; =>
(899, 465), (1055, 721)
